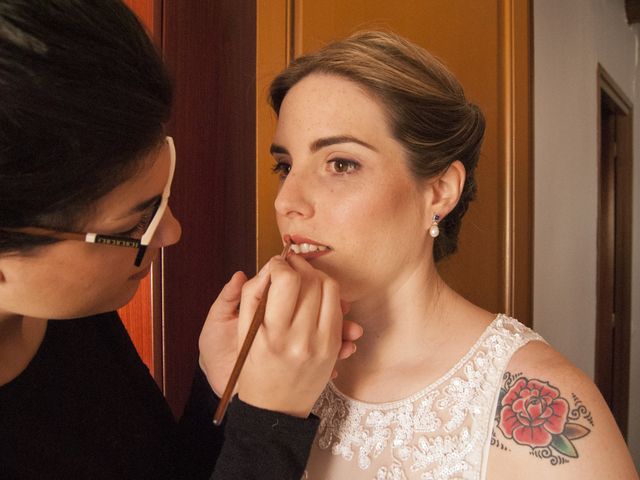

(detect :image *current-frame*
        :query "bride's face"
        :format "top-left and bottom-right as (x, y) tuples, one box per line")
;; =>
(272, 73), (433, 301)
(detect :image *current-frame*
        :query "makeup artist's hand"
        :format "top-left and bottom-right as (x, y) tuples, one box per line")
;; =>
(199, 270), (249, 396)
(238, 253), (362, 417)
(199, 255), (362, 416)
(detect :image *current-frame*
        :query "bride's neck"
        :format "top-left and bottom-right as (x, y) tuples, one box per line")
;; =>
(345, 269), (456, 367)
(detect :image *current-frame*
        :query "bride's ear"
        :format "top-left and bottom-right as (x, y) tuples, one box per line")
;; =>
(422, 160), (466, 230)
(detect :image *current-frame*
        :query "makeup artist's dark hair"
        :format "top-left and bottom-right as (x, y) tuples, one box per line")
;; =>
(0, 0), (172, 253)
(269, 31), (485, 262)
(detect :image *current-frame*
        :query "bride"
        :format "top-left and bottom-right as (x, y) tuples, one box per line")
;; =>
(267, 31), (637, 479)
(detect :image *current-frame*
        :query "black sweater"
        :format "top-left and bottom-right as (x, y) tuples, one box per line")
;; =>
(0, 312), (318, 479)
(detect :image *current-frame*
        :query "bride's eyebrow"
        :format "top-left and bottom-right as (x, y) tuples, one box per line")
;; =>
(269, 135), (378, 156)
(310, 135), (378, 153)
(270, 144), (289, 155)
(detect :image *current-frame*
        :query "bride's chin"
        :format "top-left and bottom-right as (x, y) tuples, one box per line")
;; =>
(306, 262), (371, 300)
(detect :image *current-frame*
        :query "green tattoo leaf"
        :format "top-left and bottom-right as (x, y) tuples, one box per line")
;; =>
(550, 434), (578, 458)
(563, 423), (590, 440)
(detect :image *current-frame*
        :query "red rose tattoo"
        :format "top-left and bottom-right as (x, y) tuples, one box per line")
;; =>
(499, 378), (569, 447)
(494, 373), (593, 464)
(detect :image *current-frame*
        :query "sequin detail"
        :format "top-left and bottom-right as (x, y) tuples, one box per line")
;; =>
(306, 315), (544, 479)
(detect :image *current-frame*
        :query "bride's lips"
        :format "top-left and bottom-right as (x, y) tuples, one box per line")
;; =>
(286, 234), (333, 259)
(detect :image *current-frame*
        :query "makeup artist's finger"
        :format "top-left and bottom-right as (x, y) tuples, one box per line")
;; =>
(199, 271), (250, 393)
(343, 319), (363, 341)
(337, 320), (363, 359)
(313, 275), (343, 357)
(207, 271), (247, 322)
(283, 254), (342, 347)
(236, 265), (272, 339)
(261, 255), (303, 333)
(338, 341), (357, 360)
(282, 255), (326, 331)
(281, 254), (325, 306)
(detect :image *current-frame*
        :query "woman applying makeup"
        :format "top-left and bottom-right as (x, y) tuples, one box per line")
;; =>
(268, 31), (637, 479)
(0, 1), (360, 479)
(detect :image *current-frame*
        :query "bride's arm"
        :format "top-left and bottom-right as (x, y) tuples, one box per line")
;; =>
(486, 341), (638, 479)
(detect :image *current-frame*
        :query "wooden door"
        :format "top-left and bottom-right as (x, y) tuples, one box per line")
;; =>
(596, 67), (632, 439)
(257, 0), (533, 324)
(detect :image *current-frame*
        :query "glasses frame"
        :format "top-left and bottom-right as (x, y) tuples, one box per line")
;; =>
(1, 136), (176, 267)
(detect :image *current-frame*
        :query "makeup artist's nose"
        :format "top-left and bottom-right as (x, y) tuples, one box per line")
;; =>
(274, 170), (315, 219)
(151, 206), (182, 247)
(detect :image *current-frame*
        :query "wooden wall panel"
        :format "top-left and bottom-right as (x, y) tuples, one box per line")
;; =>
(120, 0), (259, 415)
(256, 0), (532, 325)
(257, 0), (290, 266)
(119, 0), (163, 382)
(506, 0), (533, 323)
(161, 0), (257, 415)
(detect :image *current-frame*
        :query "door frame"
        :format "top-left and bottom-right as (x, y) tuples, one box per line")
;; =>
(595, 65), (633, 439)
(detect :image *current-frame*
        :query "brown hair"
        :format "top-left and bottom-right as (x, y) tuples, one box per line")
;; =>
(269, 31), (485, 261)
(0, 0), (172, 254)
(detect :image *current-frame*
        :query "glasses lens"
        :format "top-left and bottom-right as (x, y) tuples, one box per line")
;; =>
(140, 199), (167, 246)
(139, 137), (175, 247)
(133, 137), (175, 266)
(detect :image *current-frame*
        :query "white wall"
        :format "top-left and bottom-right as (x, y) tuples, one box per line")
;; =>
(534, 0), (640, 468)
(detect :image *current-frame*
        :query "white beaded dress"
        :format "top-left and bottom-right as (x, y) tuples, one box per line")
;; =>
(304, 315), (544, 480)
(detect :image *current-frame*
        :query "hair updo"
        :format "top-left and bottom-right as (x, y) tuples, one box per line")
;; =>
(269, 31), (485, 261)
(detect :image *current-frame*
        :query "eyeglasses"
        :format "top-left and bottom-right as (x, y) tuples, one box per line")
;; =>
(2, 136), (176, 267)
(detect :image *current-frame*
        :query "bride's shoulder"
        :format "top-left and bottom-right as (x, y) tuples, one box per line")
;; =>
(485, 330), (638, 479)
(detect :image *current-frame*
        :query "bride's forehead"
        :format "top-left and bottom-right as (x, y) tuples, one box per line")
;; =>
(284, 74), (380, 107)
(278, 77), (392, 136)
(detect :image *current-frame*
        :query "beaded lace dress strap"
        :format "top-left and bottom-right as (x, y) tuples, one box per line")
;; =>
(479, 316), (546, 480)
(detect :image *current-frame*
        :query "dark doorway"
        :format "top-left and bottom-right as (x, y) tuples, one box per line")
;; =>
(595, 66), (633, 440)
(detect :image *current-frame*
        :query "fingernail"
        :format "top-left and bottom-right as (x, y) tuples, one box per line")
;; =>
(340, 300), (350, 315)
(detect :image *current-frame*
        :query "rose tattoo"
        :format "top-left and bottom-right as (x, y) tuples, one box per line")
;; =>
(495, 373), (592, 463)
(499, 377), (568, 447)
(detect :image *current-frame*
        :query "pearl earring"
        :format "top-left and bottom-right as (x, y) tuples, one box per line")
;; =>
(429, 214), (441, 238)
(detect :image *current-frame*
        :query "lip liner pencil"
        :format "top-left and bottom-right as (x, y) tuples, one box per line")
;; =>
(213, 239), (292, 425)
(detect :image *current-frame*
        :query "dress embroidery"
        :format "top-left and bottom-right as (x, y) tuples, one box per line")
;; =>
(305, 315), (544, 480)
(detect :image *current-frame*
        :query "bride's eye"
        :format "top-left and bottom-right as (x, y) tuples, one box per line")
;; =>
(271, 161), (292, 179)
(328, 158), (360, 174)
